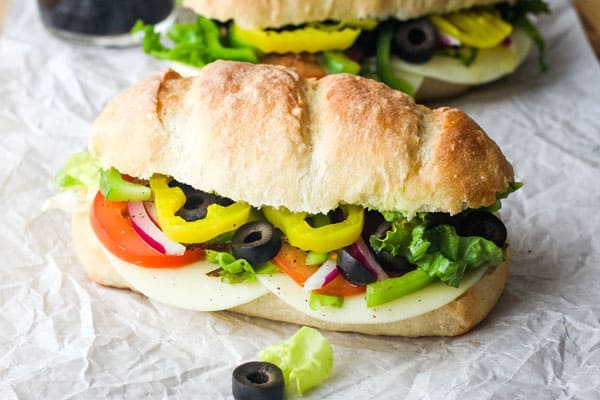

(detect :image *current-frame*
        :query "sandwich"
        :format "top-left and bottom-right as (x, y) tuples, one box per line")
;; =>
(53, 61), (520, 336)
(133, 0), (550, 100)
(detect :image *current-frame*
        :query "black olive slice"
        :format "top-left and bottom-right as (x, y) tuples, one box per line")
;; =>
(455, 211), (507, 247)
(374, 221), (392, 239)
(232, 221), (282, 266)
(232, 361), (284, 400)
(169, 179), (234, 221)
(425, 212), (459, 228)
(371, 221), (415, 275)
(337, 249), (377, 286)
(376, 251), (416, 275)
(175, 191), (220, 221)
(393, 18), (438, 64)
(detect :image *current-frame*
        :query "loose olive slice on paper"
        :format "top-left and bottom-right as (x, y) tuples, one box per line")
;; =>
(337, 248), (377, 286)
(232, 221), (282, 266)
(393, 18), (438, 64)
(455, 211), (507, 247)
(232, 361), (284, 400)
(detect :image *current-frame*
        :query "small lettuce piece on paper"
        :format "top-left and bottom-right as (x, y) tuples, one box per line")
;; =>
(259, 326), (333, 396)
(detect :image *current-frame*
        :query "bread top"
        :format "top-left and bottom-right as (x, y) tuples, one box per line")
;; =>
(183, 0), (502, 29)
(89, 61), (514, 215)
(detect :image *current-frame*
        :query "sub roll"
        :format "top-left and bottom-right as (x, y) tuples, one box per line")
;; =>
(59, 61), (519, 336)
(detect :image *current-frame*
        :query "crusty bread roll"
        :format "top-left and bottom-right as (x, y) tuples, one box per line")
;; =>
(174, 1), (534, 102)
(72, 209), (510, 337)
(79, 61), (515, 336)
(90, 61), (514, 216)
(183, 0), (502, 29)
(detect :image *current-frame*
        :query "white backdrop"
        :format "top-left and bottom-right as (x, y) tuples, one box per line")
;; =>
(1, 1), (599, 398)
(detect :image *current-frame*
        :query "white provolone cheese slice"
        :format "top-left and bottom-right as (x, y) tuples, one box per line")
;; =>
(105, 251), (269, 311)
(256, 267), (488, 324)
(105, 238), (487, 323)
(391, 29), (532, 85)
(98, 218), (487, 322)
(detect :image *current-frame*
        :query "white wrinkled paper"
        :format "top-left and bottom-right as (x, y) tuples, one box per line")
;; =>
(1, 1), (599, 398)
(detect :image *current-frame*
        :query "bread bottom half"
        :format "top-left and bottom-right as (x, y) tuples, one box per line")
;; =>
(71, 209), (509, 337)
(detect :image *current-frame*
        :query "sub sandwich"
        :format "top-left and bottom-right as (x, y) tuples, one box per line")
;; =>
(133, 0), (549, 100)
(53, 61), (520, 336)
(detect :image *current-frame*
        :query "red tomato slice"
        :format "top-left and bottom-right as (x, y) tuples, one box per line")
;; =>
(272, 243), (365, 297)
(313, 274), (365, 296)
(272, 243), (316, 285)
(90, 191), (205, 268)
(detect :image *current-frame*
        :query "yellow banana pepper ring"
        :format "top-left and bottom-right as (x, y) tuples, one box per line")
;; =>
(430, 10), (513, 49)
(149, 175), (251, 244)
(263, 205), (364, 253)
(230, 23), (362, 54)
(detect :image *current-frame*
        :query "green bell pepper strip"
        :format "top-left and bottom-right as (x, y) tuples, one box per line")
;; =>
(366, 268), (436, 308)
(319, 51), (361, 74)
(149, 175), (251, 244)
(99, 167), (151, 202)
(375, 22), (415, 96)
(305, 251), (329, 266)
(309, 292), (344, 310)
(263, 205), (364, 253)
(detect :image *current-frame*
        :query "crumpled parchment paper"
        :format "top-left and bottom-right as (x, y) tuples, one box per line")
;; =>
(1, 1), (599, 398)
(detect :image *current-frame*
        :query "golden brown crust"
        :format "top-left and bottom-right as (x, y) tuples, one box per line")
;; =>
(90, 61), (514, 216)
(71, 207), (509, 337)
(183, 0), (502, 29)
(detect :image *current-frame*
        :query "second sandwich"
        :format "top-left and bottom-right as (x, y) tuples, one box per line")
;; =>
(134, 0), (550, 100)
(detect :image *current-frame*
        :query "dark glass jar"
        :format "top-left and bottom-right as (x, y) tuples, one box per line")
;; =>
(38, 0), (176, 46)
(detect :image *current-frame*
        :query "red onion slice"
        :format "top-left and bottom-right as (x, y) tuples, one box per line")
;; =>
(438, 33), (461, 47)
(144, 200), (159, 226)
(303, 260), (339, 291)
(345, 237), (389, 281)
(128, 201), (186, 256)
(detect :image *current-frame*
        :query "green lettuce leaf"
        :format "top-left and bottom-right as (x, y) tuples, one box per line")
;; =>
(132, 16), (258, 67)
(259, 326), (333, 396)
(205, 251), (279, 283)
(54, 151), (100, 192)
(381, 210), (407, 222)
(205, 250), (256, 283)
(484, 181), (523, 212)
(369, 218), (429, 261)
(420, 225), (503, 287)
(370, 216), (504, 288)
